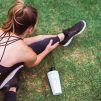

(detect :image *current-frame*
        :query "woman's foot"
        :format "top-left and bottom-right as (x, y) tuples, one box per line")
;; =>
(60, 20), (86, 46)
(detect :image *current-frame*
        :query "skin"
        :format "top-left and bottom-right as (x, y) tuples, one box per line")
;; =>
(0, 26), (65, 92)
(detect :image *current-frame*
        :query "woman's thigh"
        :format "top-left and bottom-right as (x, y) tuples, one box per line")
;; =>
(24, 35), (57, 45)
(28, 36), (60, 54)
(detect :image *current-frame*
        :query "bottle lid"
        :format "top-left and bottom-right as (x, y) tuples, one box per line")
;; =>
(49, 66), (56, 71)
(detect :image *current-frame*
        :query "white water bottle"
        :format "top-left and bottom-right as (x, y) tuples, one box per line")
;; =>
(47, 67), (62, 95)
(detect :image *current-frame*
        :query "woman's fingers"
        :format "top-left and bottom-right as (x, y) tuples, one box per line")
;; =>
(46, 40), (59, 52)
(48, 40), (53, 47)
(51, 42), (59, 49)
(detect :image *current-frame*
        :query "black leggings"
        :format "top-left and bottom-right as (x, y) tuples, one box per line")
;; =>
(28, 36), (60, 54)
(4, 36), (60, 101)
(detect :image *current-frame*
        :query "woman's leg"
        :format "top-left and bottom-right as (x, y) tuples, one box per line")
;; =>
(4, 87), (16, 101)
(3, 66), (23, 101)
(28, 35), (63, 54)
(26, 20), (86, 48)
(24, 34), (64, 45)
(28, 33), (64, 54)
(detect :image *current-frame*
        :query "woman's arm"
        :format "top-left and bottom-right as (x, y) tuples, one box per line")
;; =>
(32, 49), (50, 66)
(32, 40), (59, 67)
(24, 40), (59, 68)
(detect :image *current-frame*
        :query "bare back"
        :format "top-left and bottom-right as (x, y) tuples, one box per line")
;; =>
(0, 30), (36, 68)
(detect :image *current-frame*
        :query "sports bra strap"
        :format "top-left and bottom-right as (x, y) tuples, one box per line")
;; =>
(0, 32), (23, 62)
(0, 33), (7, 42)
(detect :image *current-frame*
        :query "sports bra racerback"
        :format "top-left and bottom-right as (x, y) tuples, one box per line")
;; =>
(0, 32), (23, 62)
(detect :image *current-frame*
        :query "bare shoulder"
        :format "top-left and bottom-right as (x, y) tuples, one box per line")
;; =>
(19, 41), (37, 64)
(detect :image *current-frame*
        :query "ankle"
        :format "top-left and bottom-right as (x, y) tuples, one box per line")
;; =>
(9, 87), (16, 93)
(57, 33), (65, 42)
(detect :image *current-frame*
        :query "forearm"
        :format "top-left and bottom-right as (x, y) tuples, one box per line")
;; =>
(33, 49), (50, 66)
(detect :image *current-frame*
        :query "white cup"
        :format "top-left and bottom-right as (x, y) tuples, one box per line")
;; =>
(47, 69), (62, 95)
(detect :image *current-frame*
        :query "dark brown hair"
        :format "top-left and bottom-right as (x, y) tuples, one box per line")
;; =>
(2, 0), (38, 35)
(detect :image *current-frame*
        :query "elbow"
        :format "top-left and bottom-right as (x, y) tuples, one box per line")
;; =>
(29, 60), (40, 68)
(32, 61), (39, 67)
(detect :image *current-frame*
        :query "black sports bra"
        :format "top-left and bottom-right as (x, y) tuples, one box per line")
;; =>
(0, 63), (24, 73)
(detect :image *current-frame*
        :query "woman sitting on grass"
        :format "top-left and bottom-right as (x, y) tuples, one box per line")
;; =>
(0, 0), (86, 101)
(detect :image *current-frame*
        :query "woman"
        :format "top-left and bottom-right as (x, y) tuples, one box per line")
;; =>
(0, 0), (86, 101)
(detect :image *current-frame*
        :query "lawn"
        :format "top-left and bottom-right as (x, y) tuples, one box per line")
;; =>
(0, 0), (101, 101)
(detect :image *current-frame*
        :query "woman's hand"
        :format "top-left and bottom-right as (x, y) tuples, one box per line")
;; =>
(45, 40), (59, 53)
(28, 40), (59, 67)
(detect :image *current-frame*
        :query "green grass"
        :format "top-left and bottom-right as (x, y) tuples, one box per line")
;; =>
(0, 0), (101, 101)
